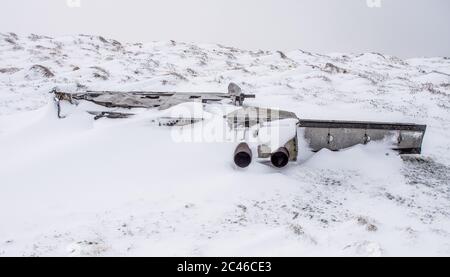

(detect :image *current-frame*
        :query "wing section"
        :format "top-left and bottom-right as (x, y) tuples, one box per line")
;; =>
(298, 119), (426, 154)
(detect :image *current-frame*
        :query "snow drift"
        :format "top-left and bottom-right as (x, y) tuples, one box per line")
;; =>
(0, 32), (449, 256)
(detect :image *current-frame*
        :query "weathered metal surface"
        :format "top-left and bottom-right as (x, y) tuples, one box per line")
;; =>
(257, 135), (298, 162)
(299, 119), (426, 154)
(52, 82), (255, 117)
(155, 117), (204, 127)
(87, 111), (134, 120)
(225, 107), (299, 128)
(299, 119), (426, 132)
(284, 135), (298, 161)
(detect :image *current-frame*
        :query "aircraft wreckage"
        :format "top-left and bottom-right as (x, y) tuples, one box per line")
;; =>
(51, 83), (426, 168)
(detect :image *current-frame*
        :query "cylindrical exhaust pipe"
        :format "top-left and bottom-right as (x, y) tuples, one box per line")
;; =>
(270, 147), (290, 168)
(234, 142), (252, 168)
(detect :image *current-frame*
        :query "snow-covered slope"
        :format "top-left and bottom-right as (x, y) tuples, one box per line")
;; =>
(0, 32), (449, 256)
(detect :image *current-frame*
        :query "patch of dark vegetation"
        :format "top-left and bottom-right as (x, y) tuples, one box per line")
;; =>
(398, 156), (450, 223)
(289, 224), (304, 235)
(389, 56), (409, 66)
(186, 68), (198, 77)
(217, 44), (240, 53)
(77, 240), (99, 246)
(97, 36), (123, 51)
(167, 72), (188, 81)
(29, 65), (54, 78)
(237, 204), (247, 213)
(28, 33), (52, 41)
(249, 49), (268, 58)
(90, 66), (110, 80)
(323, 63), (349, 74)
(98, 36), (108, 43)
(8, 32), (18, 40)
(0, 67), (21, 74)
(419, 83), (447, 97)
(357, 71), (387, 85)
(111, 39), (122, 48)
(35, 45), (52, 51)
(213, 48), (237, 60)
(4, 38), (16, 45)
(356, 52), (387, 60)
(270, 64), (279, 71)
(298, 49), (315, 56)
(147, 59), (160, 68)
(402, 156), (450, 191)
(357, 216), (378, 232)
(277, 51), (288, 59)
(322, 177), (343, 186)
(76, 82), (87, 90)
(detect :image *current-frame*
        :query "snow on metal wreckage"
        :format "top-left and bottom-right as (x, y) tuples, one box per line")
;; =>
(51, 82), (427, 169)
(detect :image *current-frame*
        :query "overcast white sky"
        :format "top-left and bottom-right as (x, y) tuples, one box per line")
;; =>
(1, 0), (449, 57)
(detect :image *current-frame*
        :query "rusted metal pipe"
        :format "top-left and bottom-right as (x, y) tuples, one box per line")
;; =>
(234, 142), (252, 168)
(271, 147), (290, 168)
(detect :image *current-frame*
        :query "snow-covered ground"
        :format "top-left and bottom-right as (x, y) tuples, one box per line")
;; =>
(0, 32), (449, 256)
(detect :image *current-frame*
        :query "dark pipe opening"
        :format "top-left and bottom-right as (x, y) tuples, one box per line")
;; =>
(271, 147), (289, 168)
(234, 142), (252, 168)
(234, 152), (252, 168)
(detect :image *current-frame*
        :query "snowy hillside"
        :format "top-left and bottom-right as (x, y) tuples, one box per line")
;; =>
(0, 32), (449, 256)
